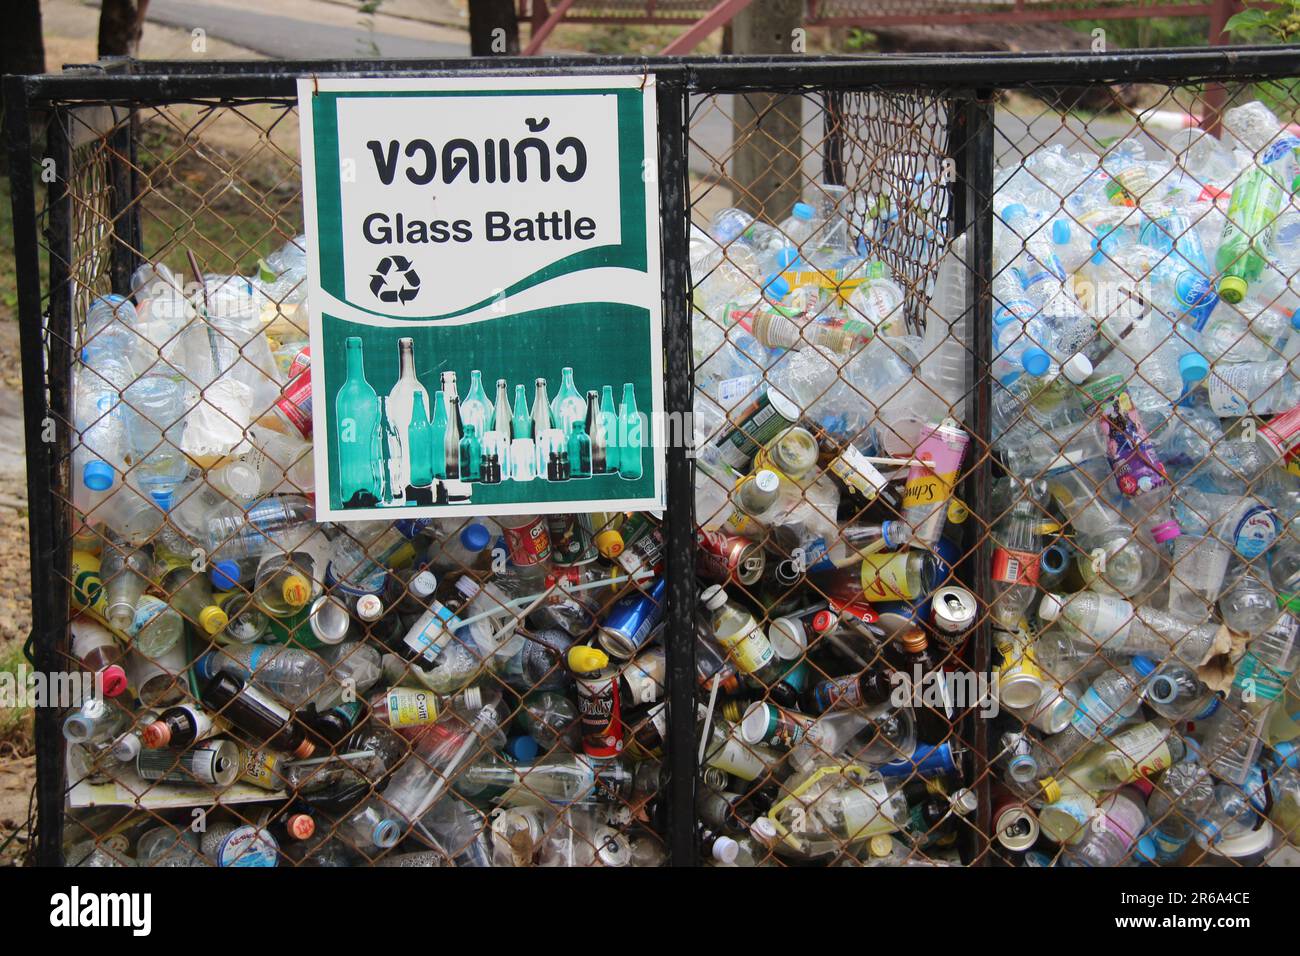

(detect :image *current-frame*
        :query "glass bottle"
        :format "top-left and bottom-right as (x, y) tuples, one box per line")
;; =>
(512, 384), (531, 439)
(430, 390), (448, 479)
(598, 386), (618, 475)
(568, 420), (593, 478)
(551, 367), (586, 435)
(443, 396), (463, 481)
(408, 389), (433, 488)
(462, 370), (492, 436)
(459, 423), (482, 482)
(385, 337), (419, 500)
(532, 377), (553, 436)
(336, 337), (379, 504)
(617, 382), (643, 480)
(494, 379), (511, 438)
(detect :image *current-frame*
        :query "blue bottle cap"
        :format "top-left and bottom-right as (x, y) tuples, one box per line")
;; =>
(1273, 740), (1299, 772)
(1021, 348), (1051, 377)
(507, 735), (540, 763)
(460, 522), (492, 553)
(1001, 202), (1028, 223)
(1130, 654), (1157, 678)
(1135, 835), (1159, 865)
(792, 202), (815, 221)
(150, 489), (173, 512)
(776, 247), (802, 271)
(1051, 219), (1071, 244)
(765, 274), (791, 300)
(193, 652), (217, 682)
(82, 460), (115, 492)
(1178, 351), (1210, 384)
(210, 559), (242, 591)
(1291, 308), (1300, 332)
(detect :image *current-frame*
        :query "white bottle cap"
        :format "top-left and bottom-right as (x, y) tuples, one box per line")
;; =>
(700, 585), (727, 611)
(1061, 353), (1093, 385)
(455, 576), (483, 600)
(356, 593), (385, 623)
(753, 470), (780, 494)
(751, 817), (778, 843)
(1038, 593), (1064, 622)
(409, 570), (437, 598)
(711, 836), (740, 864)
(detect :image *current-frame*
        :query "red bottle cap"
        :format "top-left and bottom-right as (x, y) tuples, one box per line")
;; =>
(286, 813), (315, 840)
(292, 739), (316, 760)
(142, 721), (171, 749)
(100, 665), (128, 698)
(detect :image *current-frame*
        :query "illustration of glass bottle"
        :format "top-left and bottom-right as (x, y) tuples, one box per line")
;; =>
(494, 379), (511, 438)
(618, 382), (643, 480)
(408, 389), (433, 488)
(568, 420), (592, 479)
(336, 337), (379, 505)
(512, 384), (531, 439)
(532, 378), (552, 436)
(551, 367), (586, 436)
(444, 396), (463, 481)
(385, 337), (419, 501)
(377, 396), (402, 503)
(430, 390), (448, 480)
(459, 424), (482, 482)
(585, 389), (608, 473)
(462, 370), (492, 436)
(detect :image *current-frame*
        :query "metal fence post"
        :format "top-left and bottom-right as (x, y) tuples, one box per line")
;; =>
(657, 71), (700, 867)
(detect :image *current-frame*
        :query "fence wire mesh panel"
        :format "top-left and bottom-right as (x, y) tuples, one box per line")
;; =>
(988, 72), (1300, 867)
(16, 82), (676, 868)
(686, 83), (995, 866)
(11, 50), (1300, 870)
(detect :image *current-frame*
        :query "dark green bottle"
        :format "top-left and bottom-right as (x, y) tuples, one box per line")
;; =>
(336, 337), (378, 504)
(408, 389), (433, 488)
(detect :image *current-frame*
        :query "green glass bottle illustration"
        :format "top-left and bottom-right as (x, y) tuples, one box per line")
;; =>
(336, 336), (379, 505)
(568, 420), (592, 479)
(459, 423), (482, 482)
(408, 389), (433, 488)
(444, 396), (463, 481)
(598, 385), (618, 475)
(462, 370), (493, 435)
(512, 384), (531, 439)
(618, 382), (643, 480)
(550, 367), (586, 435)
(430, 390), (448, 479)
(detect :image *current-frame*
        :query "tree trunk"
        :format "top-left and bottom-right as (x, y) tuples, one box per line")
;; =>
(1, 0), (45, 77)
(98, 0), (151, 58)
(469, 0), (519, 56)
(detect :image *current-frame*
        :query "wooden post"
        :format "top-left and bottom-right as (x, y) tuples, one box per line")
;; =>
(1201, 0), (1239, 137)
(729, 0), (804, 220)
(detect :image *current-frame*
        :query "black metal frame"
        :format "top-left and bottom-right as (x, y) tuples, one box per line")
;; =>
(7, 46), (1300, 868)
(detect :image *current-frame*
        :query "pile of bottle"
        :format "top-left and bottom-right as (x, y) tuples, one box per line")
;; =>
(985, 99), (1300, 865)
(63, 247), (672, 867)
(685, 183), (983, 865)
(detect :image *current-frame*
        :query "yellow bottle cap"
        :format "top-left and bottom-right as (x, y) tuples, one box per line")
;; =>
(283, 575), (311, 608)
(1039, 776), (1061, 804)
(568, 645), (610, 674)
(1218, 275), (1247, 304)
(868, 835), (894, 858)
(594, 530), (625, 559)
(198, 605), (229, 635)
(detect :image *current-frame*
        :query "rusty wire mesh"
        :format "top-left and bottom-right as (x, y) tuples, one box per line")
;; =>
(42, 96), (669, 868)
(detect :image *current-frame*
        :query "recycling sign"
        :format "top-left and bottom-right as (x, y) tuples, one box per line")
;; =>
(298, 74), (665, 520)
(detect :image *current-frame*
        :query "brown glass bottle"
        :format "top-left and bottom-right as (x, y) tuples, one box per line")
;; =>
(201, 671), (316, 759)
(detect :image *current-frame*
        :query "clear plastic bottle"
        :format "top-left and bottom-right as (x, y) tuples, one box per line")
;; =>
(194, 643), (329, 709)
(1062, 789), (1148, 866)
(1146, 759), (1215, 863)
(990, 493), (1046, 630)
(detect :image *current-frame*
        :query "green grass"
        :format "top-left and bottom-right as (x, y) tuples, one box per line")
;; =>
(0, 175), (18, 323)
(0, 640), (32, 753)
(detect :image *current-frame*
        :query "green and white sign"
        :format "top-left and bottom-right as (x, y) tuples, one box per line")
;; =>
(298, 75), (664, 520)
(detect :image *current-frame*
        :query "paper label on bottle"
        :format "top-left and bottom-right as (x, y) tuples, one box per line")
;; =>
(829, 444), (887, 499)
(1232, 505), (1279, 559)
(718, 375), (760, 407)
(1083, 376), (1170, 499)
(275, 365), (313, 439)
(720, 620), (775, 675)
(1071, 685), (1128, 737)
(385, 687), (439, 728)
(240, 748), (282, 789)
(1110, 722), (1172, 776)
(128, 596), (168, 636)
(860, 552), (922, 602)
(992, 548), (1040, 587)
(902, 427), (967, 511)
(215, 826), (279, 867)
(1085, 593), (1135, 645)
(1207, 364), (1265, 417)
(1259, 402), (1300, 462)
(707, 732), (766, 781)
(838, 776), (892, 839)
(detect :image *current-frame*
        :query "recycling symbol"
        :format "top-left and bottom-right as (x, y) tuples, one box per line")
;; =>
(369, 255), (421, 305)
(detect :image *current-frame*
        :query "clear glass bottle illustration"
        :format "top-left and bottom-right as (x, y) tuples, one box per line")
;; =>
(618, 382), (643, 480)
(462, 370), (492, 436)
(532, 377), (552, 436)
(586, 389), (609, 473)
(375, 396), (401, 504)
(494, 378), (511, 438)
(408, 389), (433, 488)
(336, 336), (379, 504)
(385, 337), (419, 501)
(551, 367), (586, 435)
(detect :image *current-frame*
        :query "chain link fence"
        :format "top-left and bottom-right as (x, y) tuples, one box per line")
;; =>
(7, 50), (1300, 867)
